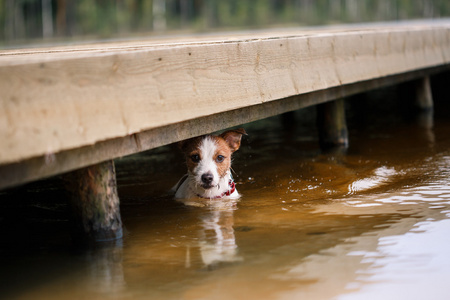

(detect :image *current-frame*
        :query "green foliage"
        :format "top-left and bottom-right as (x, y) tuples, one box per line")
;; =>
(1, 0), (450, 45)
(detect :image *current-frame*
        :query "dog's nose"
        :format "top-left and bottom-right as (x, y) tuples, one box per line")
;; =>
(201, 173), (214, 185)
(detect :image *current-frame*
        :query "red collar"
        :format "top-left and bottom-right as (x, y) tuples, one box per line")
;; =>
(197, 179), (236, 199)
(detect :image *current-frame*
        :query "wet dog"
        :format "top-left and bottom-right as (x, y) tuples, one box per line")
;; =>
(173, 128), (246, 200)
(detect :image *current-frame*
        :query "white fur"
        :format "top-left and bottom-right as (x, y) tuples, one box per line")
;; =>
(195, 137), (220, 188)
(175, 170), (239, 199)
(174, 137), (240, 200)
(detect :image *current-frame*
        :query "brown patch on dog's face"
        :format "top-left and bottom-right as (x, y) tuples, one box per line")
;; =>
(212, 136), (233, 178)
(179, 137), (203, 173)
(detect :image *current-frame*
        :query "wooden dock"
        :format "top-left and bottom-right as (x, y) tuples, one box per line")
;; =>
(2, 19), (450, 241)
(2, 20), (449, 190)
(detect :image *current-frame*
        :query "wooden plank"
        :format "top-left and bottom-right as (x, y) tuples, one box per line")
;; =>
(1, 21), (450, 166)
(1, 64), (448, 189)
(1, 20), (450, 188)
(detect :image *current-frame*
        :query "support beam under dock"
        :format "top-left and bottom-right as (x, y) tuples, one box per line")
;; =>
(63, 160), (123, 243)
(415, 76), (434, 111)
(317, 99), (349, 150)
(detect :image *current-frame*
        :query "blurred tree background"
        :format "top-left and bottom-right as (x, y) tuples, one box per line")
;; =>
(2, 0), (450, 47)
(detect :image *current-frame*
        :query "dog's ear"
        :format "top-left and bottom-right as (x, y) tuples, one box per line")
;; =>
(220, 128), (247, 152)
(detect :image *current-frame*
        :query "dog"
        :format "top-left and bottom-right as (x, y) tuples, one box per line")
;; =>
(173, 128), (246, 200)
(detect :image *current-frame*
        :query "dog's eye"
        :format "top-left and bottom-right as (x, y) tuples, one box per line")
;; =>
(190, 154), (200, 163)
(216, 155), (225, 163)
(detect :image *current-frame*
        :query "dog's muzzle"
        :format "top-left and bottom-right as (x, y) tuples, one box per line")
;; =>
(201, 172), (215, 189)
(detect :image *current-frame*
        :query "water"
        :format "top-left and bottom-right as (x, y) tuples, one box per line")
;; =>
(1, 84), (450, 300)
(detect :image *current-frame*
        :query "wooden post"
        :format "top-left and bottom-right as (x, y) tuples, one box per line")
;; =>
(317, 98), (349, 150)
(64, 160), (123, 243)
(415, 76), (434, 129)
(415, 76), (434, 111)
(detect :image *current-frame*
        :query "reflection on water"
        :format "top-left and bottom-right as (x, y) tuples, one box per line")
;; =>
(348, 166), (397, 194)
(84, 240), (126, 296)
(196, 207), (242, 269)
(1, 90), (450, 299)
(342, 219), (450, 300)
(274, 171), (450, 300)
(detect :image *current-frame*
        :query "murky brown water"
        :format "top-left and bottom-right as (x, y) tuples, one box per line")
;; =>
(1, 81), (450, 300)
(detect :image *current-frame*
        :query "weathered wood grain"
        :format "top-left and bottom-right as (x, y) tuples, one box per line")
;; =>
(1, 20), (450, 188)
(1, 65), (448, 189)
(63, 160), (122, 242)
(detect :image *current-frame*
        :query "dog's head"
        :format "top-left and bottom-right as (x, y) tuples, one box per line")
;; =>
(179, 128), (246, 189)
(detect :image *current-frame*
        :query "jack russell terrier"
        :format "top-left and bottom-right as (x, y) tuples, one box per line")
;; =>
(173, 128), (246, 200)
